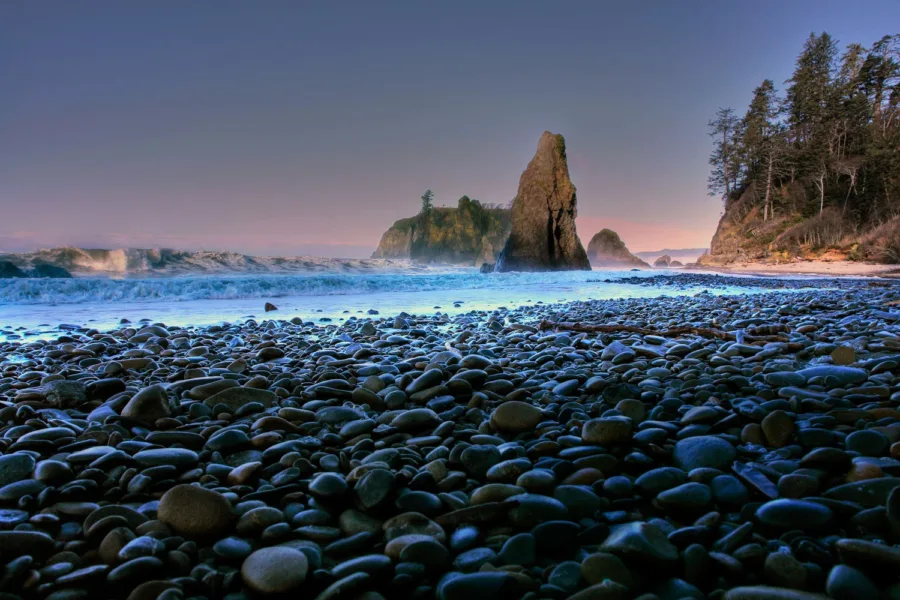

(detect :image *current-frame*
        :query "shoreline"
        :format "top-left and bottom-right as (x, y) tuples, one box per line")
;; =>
(1, 278), (899, 598)
(0, 272), (884, 343)
(688, 259), (900, 278)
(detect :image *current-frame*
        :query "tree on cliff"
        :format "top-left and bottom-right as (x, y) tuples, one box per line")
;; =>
(706, 31), (900, 246)
(420, 189), (434, 218)
(707, 107), (741, 203)
(785, 32), (839, 215)
(785, 33), (837, 147)
(740, 79), (787, 220)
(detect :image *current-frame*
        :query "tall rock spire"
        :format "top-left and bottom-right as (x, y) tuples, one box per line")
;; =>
(494, 131), (591, 272)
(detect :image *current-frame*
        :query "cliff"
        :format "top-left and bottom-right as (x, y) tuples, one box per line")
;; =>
(698, 180), (900, 266)
(371, 197), (511, 265)
(495, 131), (591, 272)
(699, 33), (900, 266)
(586, 229), (649, 268)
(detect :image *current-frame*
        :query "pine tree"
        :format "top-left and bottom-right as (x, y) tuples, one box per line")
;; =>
(708, 31), (900, 239)
(420, 189), (434, 218)
(858, 36), (899, 220)
(785, 33), (838, 148)
(785, 33), (839, 214)
(707, 107), (741, 202)
(740, 80), (786, 220)
(834, 43), (869, 158)
(742, 80), (780, 173)
(861, 35), (900, 137)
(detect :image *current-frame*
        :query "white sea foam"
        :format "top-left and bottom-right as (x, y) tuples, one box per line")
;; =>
(0, 269), (652, 305)
(0, 267), (788, 343)
(0, 246), (418, 276)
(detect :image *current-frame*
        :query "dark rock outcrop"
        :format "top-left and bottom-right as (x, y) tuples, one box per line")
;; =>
(654, 255), (672, 268)
(494, 132), (590, 272)
(586, 229), (649, 268)
(0, 262), (26, 278)
(0, 261), (72, 278)
(372, 197), (511, 265)
(634, 248), (707, 264)
(479, 263), (495, 274)
(29, 264), (72, 278)
(699, 180), (900, 266)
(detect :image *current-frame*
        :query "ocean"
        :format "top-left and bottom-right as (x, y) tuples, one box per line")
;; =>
(0, 267), (767, 342)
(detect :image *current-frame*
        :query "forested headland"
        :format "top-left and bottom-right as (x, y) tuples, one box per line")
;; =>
(701, 32), (900, 264)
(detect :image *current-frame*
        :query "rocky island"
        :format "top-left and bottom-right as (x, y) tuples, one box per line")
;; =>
(372, 197), (510, 266)
(372, 131), (593, 273)
(585, 229), (649, 268)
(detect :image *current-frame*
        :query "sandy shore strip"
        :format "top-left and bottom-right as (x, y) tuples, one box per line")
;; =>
(690, 259), (900, 278)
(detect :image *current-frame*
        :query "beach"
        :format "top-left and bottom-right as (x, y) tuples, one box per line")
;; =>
(2, 273), (900, 598)
(692, 259), (900, 278)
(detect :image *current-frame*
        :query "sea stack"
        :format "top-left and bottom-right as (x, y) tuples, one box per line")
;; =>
(494, 131), (591, 272)
(586, 229), (650, 268)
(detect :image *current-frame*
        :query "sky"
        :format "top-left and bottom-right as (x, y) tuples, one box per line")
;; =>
(2, 1), (899, 257)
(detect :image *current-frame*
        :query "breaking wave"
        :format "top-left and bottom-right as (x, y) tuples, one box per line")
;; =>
(0, 246), (418, 275)
(0, 269), (646, 305)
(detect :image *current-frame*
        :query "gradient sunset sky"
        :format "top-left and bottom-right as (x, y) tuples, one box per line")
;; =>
(3, 1), (898, 257)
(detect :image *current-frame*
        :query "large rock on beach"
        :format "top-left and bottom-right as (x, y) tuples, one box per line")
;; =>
(120, 384), (170, 422)
(586, 229), (649, 268)
(673, 435), (736, 471)
(490, 401), (542, 433)
(241, 547), (308, 594)
(157, 484), (234, 538)
(494, 131), (591, 272)
(0, 453), (36, 488)
(203, 387), (276, 412)
(40, 379), (87, 408)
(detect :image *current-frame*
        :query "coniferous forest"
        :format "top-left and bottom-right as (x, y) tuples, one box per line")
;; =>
(702, 33), (900, 263)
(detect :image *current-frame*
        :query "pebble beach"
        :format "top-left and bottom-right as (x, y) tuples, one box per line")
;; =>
(2, 273), (900, 600)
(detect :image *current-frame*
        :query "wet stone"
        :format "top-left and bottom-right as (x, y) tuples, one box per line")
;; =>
(0, 453), (36, 488)
(582, 417), (633, 445)
(133, 449), (199, 469)
(241, 546), (309, 594)
(756, 499), (833, 531)
(673, 436), (736, 471)
(309, 472), (349, 498)
(845, 430), (889, 456)
(157, 484), (234, 539)
(1, 272), (899, 599)
(600, 522), (678, 564)
(490, 401), (542, 433)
